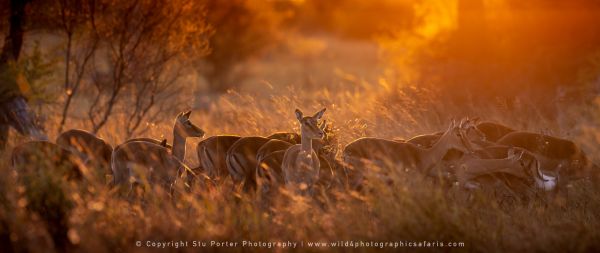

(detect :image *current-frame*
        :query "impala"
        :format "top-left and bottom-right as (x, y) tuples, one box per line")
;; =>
(404, 120), (512, 149)
(111, 111), (205, 190)
(256, 150), (286, 199)
(256, 123), (328, 189)
(224, 131), (309, 192)
(256, 122), (337, 194)
(124, 137), (171, 149)
(266, 132), (301, 144)
(197, 132), (299, 186)
(256, 150), (336, 203)
(474, 121), (515, 142)
(281, 108), (326, 193)
(256, 139), (294, 164)
(56, 129), (113, 177)
(226, 136), (271, 192)
(196, 135), (242, 181)
(497, 131), (598, 184)
(406, 132), (443, 148)
(342, 119), (481, 189)
(258, 150), (287, 180)
(257, 154), (338, 192)
(445, 148), (555, 192)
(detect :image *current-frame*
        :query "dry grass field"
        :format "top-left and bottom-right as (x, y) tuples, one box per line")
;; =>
(2, 80), (600, 252)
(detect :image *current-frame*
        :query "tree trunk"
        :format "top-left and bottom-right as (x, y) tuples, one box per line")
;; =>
(0, 0), (30, 64)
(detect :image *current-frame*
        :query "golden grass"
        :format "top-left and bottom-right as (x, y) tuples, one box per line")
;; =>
(2, 83), (600, 252)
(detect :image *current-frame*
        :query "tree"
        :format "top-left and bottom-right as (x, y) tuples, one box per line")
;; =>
(200, 0), (281, 95)
(86, 0), (210, 134)
(55, 0), (98, 132)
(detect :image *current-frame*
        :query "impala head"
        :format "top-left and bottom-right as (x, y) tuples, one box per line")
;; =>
(507, 148), (536, 169)
(438, 118), (478, 154)
(175, 111), (205, 138)
(507, 148), (557, 191)
(463, 117), (487, 143)
(295, 108), (326, 139)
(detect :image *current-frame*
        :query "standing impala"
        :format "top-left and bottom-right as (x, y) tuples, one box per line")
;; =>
(256, 120), (332, 193)
(281, 108), (326, 193)
(111, 111), (205, 189)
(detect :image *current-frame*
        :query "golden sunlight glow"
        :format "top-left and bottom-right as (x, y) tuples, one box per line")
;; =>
(414, 0), (458, 39)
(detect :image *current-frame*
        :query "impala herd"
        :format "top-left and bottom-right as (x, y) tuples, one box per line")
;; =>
(9, 109), (600, 202)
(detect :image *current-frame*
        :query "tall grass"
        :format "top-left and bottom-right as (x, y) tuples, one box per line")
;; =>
(1, 81), (600, 252)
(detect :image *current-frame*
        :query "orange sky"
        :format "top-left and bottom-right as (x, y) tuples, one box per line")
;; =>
(377, 0), (600, 96)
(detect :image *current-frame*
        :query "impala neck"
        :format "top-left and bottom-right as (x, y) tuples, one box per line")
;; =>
(300, 129), (313, 153)
(172, 128), (186, 162)
(419, 134), (453, 171)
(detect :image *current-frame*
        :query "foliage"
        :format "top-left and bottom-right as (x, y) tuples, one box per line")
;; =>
(19, 42), (59, 105)
(200, 0), (282, 94)
(81, 0), (211, 134)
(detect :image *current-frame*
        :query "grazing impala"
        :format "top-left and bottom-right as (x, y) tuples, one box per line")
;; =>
(111, 111), (205, 189)
(256, 139), (294, 164)
(257, 150), (287, 184)
(125, 137), (171, 149)
(497, 131), (598, 183)
(197, 135), (242, 181)
(224, 131), (307, 192)
(475, 121), (515, 142)
(404, 120), (512, 149)
(281, 108), (326, 193)
(267, 132), (301, 144)
(198, 132), (299, 186)
(56, 129), (113, 179)
(442, 148), (556, 192)
(342, 119), (481, 189)
(226, 136), (271, 191)
(406, 132), (443, 148)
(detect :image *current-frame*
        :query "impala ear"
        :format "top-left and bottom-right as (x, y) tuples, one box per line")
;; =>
(295, 109), (303, 121)
(183, 110), (192, 119)
(313, 108), (326, 120)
